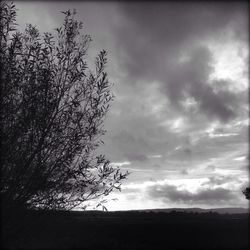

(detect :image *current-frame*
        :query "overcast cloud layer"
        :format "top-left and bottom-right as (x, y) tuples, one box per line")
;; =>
(15, 1), (249, 210)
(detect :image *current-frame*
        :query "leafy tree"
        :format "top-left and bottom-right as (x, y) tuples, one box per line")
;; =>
(0, 1), (128, 211)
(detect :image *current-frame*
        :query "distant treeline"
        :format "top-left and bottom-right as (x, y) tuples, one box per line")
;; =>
(4, 207), (248, 219)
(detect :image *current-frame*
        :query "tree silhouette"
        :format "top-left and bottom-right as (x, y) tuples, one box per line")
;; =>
(0, 1), (128, 211)
(242, 187), (250, 200)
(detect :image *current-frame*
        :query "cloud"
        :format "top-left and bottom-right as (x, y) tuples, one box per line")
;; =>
(116, 2), (247, 79)
(147, 155), (162, 159)
(164, 46), (242, 122)
(205, 165), (216, 172)
(181, 169), (189, 175)
(201, 176), (236, 186)
(147, 183), (237, 204)
(233, 156), (247, 162)
(111, 161), (131, 167)
(107, 130), (151, 162)
(115, 2), (247, 122)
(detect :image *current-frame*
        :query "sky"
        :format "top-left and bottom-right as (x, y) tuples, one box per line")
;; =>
(15, 1), (249, 210)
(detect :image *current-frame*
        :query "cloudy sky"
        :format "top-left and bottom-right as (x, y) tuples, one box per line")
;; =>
(15, 1), (249, 210)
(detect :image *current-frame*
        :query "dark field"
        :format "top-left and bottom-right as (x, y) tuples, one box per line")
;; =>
(2, 209), (249, 249)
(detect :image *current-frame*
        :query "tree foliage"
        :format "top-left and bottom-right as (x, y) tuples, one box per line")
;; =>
(0, 1), (128, 210)
(242, 187), (250, 200)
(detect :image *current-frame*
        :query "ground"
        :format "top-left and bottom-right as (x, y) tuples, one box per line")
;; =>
(1, 209), (249, 249)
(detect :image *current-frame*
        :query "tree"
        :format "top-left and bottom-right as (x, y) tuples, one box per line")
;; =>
(242, 187), (250, 200)
(0, 1), (128, 211)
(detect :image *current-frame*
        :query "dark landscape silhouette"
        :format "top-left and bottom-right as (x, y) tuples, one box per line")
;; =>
(2, 207), (249, 249)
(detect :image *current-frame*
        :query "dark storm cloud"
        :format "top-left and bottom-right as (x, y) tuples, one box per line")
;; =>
(115, 1), (247, 122)
(147, 183), (236, 203)
(117, 1), (247, 80)
(168, 46), (239, 121)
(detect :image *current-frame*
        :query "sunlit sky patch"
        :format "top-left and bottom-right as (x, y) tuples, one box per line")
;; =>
(15, 1), (249, 211)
